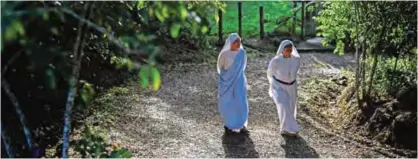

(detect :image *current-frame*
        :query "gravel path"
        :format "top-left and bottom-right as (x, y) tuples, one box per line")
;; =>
(105, 52), (393, 158)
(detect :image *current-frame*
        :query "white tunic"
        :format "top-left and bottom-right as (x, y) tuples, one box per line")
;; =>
(267, 54), (301, 133)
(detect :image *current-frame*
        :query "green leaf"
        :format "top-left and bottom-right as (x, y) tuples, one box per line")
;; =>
(137, 0), (145, 10)
(201, 26), (208, 33)
(119, 149), (133, 158)
(13, 20), (25, 36)
(179, 4), (188, 20)
(162, 5), (169, 18)
(51, 27), (59, 35)
(155, 10), (164, 22)
(43, 12), (49, 20)
(81, 82), (95, 106)
(45, 68), (56, 89)
(151, 67), (161, 91)
(4, 24), (17, 41)
(170, 23), (181, 38)
(139, 65), (150, 88)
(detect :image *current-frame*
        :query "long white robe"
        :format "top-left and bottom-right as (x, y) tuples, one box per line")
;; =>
(267, 41), (301, 133)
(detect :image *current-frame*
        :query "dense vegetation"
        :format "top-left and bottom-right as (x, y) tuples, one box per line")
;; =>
(208, 1), (302, 38)
(1, 1), (224, 157)
(314, 1), (417, 150)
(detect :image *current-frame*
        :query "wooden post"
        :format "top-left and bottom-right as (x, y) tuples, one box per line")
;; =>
(259, 6), (264, 39)
(293, 1), (297, 35)
(238, 1), (242, 38)
(301, 1), (305, 40)
(218, 9), (223, 44)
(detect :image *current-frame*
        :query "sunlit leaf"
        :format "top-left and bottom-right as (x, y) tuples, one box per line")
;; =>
(170, 23), (181, 38)
(151, 67), (161, 91)
(179, 4), (188, 20)
(137, 0), (145, 10)
(81, 82), (95, 106)
(162, 5), (169, 18)
(13, 21), (25, 36)
(155, 10), (164, 22)
(4, 25), (16, 41)
(139, 65), (150, 88)
(201, 26), (208, 33)
(125, 58), (133, 70)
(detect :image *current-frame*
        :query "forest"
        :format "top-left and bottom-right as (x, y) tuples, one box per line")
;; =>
(1, 1), (417, 158)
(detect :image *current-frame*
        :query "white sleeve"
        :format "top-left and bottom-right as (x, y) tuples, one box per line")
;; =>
(267, 59), (275, 84)
(217, 52), (224, 74)
(244, 50), (247, 71)
(295, 56), (301, 73)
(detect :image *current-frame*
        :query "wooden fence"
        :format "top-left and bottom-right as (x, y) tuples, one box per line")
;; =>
(217, 1), (323, 44)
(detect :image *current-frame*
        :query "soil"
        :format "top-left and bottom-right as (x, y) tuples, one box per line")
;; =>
(85, 48), (416, 158)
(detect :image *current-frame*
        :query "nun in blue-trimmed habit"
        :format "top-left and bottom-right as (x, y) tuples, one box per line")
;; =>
(217, 33), (249, 135)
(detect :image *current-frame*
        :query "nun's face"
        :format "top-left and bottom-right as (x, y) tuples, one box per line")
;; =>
(283, 47), (292, 57)
(230, 38), (241, 51)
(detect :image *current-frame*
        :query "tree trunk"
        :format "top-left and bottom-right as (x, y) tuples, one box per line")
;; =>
(301, 1), (305, 40)
(1, 80), (34, 151)
(259, 6), (264, 39)
(238, 2), (242, 38)
(361, 44), (367, 100)
(367, 24), (387, 98)
(1, 121), (14, 158)
(293, 1), (297, 35)
(389, 54), (400, 94)
(62, 2), (93, 158)
(218, 9), (223, 44)
(354, 2), (361, 105)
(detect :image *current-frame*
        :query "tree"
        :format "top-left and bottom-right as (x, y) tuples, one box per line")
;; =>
(314, 1), (417, 103)
(1, 1), (225, 157)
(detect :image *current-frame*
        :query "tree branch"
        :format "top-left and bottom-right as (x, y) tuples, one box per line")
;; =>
(1, 121), (14, 158)
(61, 2), (92, 158)
(1, 49), (23, 77)
(1, 80), (34, 151)
(59, 7), (149, 63)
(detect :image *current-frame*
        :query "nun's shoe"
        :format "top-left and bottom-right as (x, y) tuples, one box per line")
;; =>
(240, 127), (250, 135)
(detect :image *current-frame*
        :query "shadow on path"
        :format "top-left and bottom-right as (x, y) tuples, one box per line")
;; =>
(281, 135), (319, 158)
(222, 133), (260, 158)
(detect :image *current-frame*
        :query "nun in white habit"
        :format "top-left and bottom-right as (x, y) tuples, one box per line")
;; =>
(267, 40), (301, 136)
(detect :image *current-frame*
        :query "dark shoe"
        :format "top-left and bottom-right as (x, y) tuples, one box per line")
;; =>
(281, 131), (298, 138)
(240, 127), (250, 135)
(224, 126), (233, 134)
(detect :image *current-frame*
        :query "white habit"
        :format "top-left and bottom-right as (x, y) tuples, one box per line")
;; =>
(266, 40), (301, 133)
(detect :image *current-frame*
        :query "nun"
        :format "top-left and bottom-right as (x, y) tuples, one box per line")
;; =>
(267, 40), (301, 136)
(217, 33), (249, 134)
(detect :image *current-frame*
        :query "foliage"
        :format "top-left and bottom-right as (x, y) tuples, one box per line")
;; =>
(315, 1), (417, 56)
(372, 55), (417, 97)
(209, 1), (301, 38)
(1, 1), (223, 157)
(314, 1), (417, 98)
(74, 126), (132, 158)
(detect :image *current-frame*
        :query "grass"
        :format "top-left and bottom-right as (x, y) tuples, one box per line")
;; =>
(209, 1), (302, 38)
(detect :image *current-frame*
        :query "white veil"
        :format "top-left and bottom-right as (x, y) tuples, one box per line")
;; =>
(220, 33), (243, 53)
(276, 40), (299, 58)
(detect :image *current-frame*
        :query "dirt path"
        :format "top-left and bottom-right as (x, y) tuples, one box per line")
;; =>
(103, 52), (396, 158)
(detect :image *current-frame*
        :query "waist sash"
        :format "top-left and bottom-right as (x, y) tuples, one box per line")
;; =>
(273, 76), (296, 85)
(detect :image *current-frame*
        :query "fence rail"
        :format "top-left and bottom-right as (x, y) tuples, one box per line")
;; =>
(217, 1), (323, 43)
